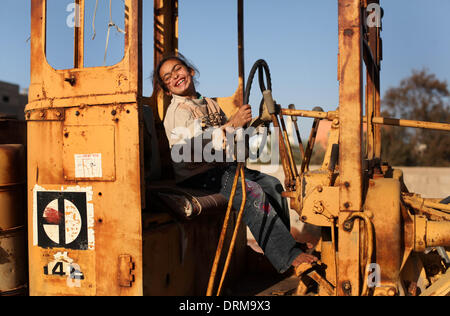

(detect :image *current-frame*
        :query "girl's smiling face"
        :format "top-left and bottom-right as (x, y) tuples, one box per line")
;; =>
(159, 58), (196, 97)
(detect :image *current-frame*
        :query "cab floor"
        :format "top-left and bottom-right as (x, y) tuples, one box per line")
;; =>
(225, 247), (299, 296)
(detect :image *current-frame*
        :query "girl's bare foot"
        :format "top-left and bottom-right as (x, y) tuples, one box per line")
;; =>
(292, 252), (318, 267)
(292, 243), (318, 267)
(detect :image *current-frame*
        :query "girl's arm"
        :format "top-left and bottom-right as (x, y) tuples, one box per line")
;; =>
(166, 104), (253, 163)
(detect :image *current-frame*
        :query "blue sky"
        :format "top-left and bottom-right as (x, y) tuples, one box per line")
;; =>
(1, 0), (449, 134)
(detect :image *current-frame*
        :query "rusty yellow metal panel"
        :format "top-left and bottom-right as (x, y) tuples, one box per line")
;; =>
(26, 105), (143, 296)
(29, 240), (97, 296)
(26, 0), (143, 296)
(62, 125), (116, 182)
(337, 0), (363, 296)
(365, 178), (401, 295)
(28, 0), (142, 108)
(338, 0), (363, 212)
(301, 186), (339, 227)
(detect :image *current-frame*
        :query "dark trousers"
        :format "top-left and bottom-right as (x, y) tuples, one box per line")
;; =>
(180, 164), (302, 273)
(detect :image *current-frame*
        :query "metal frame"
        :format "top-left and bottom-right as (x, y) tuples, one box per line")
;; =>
(272, 0), (450, 296)
(25, 0), (450, 296)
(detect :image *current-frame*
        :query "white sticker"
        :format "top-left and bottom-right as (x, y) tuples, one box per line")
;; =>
(33, 185), (95, 250)
(44, 251), (84, 288)
(74, 153), (102, 178)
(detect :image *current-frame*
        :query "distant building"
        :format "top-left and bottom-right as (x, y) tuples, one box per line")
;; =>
(0, 81), (28, 120)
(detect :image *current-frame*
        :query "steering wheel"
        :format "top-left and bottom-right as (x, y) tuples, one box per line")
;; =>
(242, 59), (274, 160)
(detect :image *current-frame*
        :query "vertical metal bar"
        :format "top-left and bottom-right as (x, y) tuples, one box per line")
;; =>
(331, 220), (338, 296)
(337, 0), (363, 296)
(206, 165), (241, 296)
(365, 0), (381, 160)
(135, 0), (144, 208)
(237, 0), (245, 98)
(74, 0), (85, 68)
(365, 65), (375, 159)
(301, 117), (321, 174)
(30, 0), (46, 87)
(363, 4), (371, 159)
(338, 0), (363, 214)
(262, 90), (294, 190)
(137, 0), (143, 97)
(58, 198), (66, 246)
(294, 122), (305, 164)
(153, 0), (178, 67)
(153, 0), (178, 118)
(373, 5), (382, 159)
(279, 113), (299, 179)
(289, 104), (306, 163)
(272, 114), (294, 190)
(217, 163), (246, 296)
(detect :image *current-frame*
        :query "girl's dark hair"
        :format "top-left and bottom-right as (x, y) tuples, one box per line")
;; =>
(152, 53), (199, 93)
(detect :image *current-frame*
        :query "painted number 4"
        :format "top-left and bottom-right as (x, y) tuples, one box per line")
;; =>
(50, 262), (84, 279)
(44, 252), (85, 288)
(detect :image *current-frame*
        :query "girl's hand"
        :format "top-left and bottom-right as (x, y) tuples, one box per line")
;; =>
(229, 104), (252, 128)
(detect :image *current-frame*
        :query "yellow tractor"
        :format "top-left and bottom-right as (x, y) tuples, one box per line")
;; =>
(0, 0), (449, 296)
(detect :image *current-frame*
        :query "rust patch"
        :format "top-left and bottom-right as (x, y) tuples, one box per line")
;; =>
(0, 247), (10, 264)
(43, 207), (63, 224)
(344, 28), (354, 37)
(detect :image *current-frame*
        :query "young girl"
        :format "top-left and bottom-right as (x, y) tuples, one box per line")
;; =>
(153, 54), (317, 274)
